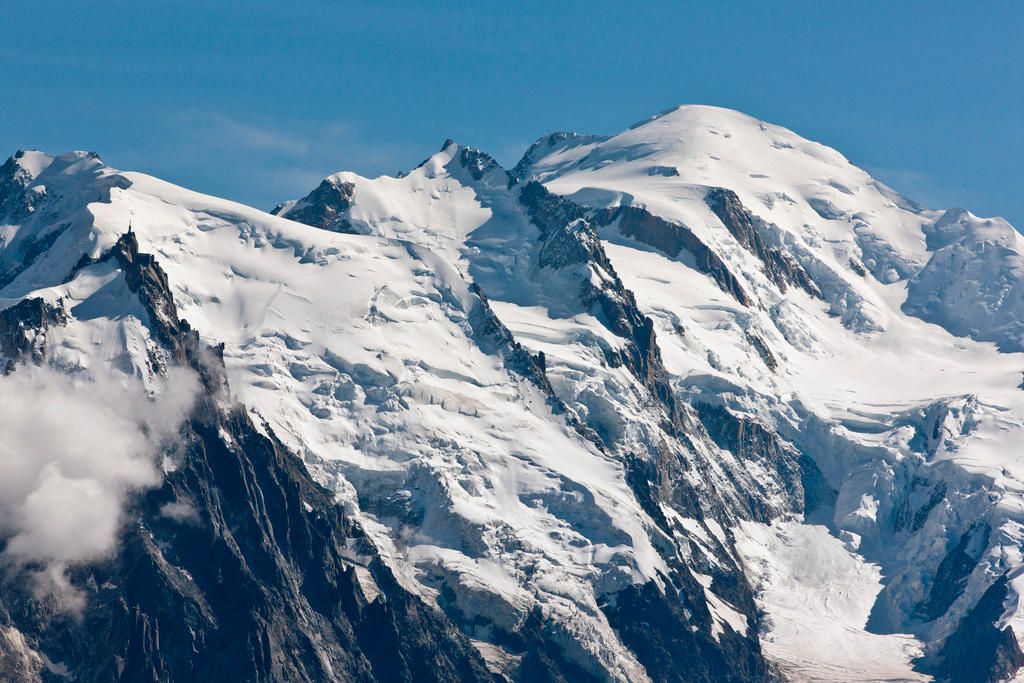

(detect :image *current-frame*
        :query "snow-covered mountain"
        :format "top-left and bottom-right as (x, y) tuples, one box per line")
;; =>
(2, 105), (1024, 682)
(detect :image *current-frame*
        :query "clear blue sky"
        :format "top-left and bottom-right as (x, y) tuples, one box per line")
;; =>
(2, 1), (1022, 225)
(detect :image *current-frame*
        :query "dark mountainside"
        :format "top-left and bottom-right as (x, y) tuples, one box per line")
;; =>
(0, 233), (499, 683)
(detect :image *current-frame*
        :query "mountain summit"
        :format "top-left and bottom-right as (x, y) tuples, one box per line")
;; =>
(2, 106), (1024, 682)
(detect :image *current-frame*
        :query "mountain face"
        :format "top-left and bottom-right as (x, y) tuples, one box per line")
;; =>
(2, 107), (1024, 682)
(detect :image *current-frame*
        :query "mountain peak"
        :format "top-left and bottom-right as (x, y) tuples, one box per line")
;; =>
(5, 149), (54, 180)
(7, 104), (1024, 681)
(627, 103), (758, 128)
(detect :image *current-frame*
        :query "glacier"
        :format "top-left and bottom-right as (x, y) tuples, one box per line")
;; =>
(1, 106), (1024, 681)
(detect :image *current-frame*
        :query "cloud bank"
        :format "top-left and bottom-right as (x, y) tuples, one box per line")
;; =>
(0, 365), (198, 595)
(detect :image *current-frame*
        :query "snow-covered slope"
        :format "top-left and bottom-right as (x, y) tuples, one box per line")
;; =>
(0, 151), (499, 682)
(0, 145), (778, 681)
(507, 105), (1024, 681)
(272, 105), (1024, 682)
(5, 103), (1024, 682)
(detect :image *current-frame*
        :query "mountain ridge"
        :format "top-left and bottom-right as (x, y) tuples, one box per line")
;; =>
(2, 104), (1024, 681)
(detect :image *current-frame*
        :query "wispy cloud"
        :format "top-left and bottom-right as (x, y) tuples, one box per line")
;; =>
(0, 365), (198, 609)
(867, 165), (987, 213)
(200, 114), (311, 155)
(868, 164), (1024, 229)
(163, 110), (397, 165)
(126, 111), (415, 210)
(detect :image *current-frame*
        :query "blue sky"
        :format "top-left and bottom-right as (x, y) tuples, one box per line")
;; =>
(2, 1), (1021, 225)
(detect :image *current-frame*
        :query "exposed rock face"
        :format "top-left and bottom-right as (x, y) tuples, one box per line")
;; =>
(694, 404), (803, 517)
(0, 151), (45, 223)
(925, 575), (1024, 683)
(0, 237), (498, 683)
(0, 408), (495, 682)
(0, 297), (65, 373)
(647, 165), (679, 177)
(891, 477), (947, 536)
(602, 576), (776, 683)
(590, 204), (753, 306)
(273, 178), (356, 233)
(518, 183), (688, 425)
(744, 331), (778, 372)
(920, 523), (991, 622)
(466, 281), (595, 442)
(68, 230), (191, 360)
(456, 145), (506, 182)
(705, 188), (821, 299)
(515, 180), (786, 681)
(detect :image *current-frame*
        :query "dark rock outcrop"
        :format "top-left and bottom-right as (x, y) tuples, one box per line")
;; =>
(891, 477), (947, 535)
(0, 237), (498, 682)
(924, 575), (1024, 682)
(797, 454), (838, 524)
(706, 188), (821, 299)
(107, 230), (193, 358)
(0, 297), (66, 373)
(0, 151), (44, 223)
(466, 281), (599, 445)
(647, 165), (679, 177)
(518, 183), (689, 429)
(695, 403), (803, 517)
(744, 331), (778, 372)
(273, 178), (356, 234)
(455, 145), (506, 182)
(920, 523), (991, 622)
(517, 182), (779, 680)
(601, 573), (776, 683)
(590, 204), (753, 306)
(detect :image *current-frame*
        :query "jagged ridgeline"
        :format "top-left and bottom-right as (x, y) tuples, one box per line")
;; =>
(2, 105), (1024, 682)
(0, 231), (498, 681)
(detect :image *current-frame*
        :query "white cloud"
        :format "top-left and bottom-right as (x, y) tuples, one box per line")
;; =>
(147, 110), (414, 205)
(0, 365), (198, 598)
(200, 114), (311, 155)
(167, 111), (345, 157)
(159, 500), (199, 524)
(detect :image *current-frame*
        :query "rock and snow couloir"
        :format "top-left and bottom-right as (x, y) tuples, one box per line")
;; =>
(2, 106), (1024, 681)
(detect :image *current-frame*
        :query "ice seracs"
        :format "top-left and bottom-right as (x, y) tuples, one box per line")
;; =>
(905, 207), (1024, 352)
(511, 104), (1024, 681)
